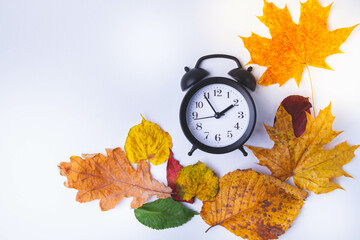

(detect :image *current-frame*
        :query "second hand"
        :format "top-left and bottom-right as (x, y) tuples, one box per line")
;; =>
(194, 115), (215, 120)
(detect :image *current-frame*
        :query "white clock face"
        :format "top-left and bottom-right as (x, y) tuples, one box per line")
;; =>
(186, 83), (250, 148)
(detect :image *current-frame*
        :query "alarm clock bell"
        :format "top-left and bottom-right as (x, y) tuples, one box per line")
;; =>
(181, 54), (256, 92)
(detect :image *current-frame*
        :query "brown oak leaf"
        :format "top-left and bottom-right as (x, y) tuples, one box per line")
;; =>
(201, 169), (308, 240)
(59, 147), (172, 210)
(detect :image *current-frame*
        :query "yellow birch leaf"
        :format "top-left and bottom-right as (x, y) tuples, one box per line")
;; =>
(125, 116), (172, 165)
(201, 169), (308, 240)
(176, 161), (219, 201)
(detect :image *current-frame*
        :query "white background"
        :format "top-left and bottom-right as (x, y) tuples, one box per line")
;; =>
(1, 0), (359, 239)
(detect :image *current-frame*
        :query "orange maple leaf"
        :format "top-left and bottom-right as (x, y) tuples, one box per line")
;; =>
(201, 169), (308, 240)
(247, 105), (359, 194)
(59, 148), (172, 210)
(240, 0), (358, 86)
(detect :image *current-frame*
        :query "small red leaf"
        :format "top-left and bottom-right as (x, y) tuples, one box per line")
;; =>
(277, 95), (312, 137)
(166, 151), (194, 203)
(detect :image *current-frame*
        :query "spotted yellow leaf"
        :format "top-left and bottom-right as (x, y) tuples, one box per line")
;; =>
(125, 116), (172, 165)
(201, 169), (308, 240)
(176, 161), (218, 201)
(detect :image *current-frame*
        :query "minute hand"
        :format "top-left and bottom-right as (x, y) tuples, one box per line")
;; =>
(218, 104), (234, 116)
(204, 93), (217, 114)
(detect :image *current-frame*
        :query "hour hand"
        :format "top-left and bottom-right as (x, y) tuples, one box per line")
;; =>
(219, 104), (234, 116)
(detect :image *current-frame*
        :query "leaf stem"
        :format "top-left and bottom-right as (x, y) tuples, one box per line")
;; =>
(205, 225), (216, 233)
(305, 64), (316, 118)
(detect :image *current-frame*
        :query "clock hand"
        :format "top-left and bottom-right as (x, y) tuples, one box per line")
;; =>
(218, 104), (235, 116)
(194, 115), (215, 120)
(203, 93), (218, 114)
(195, 105), (233, 121)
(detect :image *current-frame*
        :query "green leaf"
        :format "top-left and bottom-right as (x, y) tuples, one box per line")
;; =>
(134, 198), (199, 230)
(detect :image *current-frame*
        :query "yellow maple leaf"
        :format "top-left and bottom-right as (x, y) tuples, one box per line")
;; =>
(59, 148), (172, 210)
(201, 169), (308, 240)
(247, 105), (359, 194)
(240, 0), (358, 86)
(176, 161), (219, 201)
(125, 116), (172, 165)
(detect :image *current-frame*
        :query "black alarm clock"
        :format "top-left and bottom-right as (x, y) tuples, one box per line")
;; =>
(179, 54), (256, 156)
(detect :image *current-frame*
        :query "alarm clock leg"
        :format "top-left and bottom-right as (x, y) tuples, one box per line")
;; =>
(239, 146), (248, 156)
(188, 145), (198, 156)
